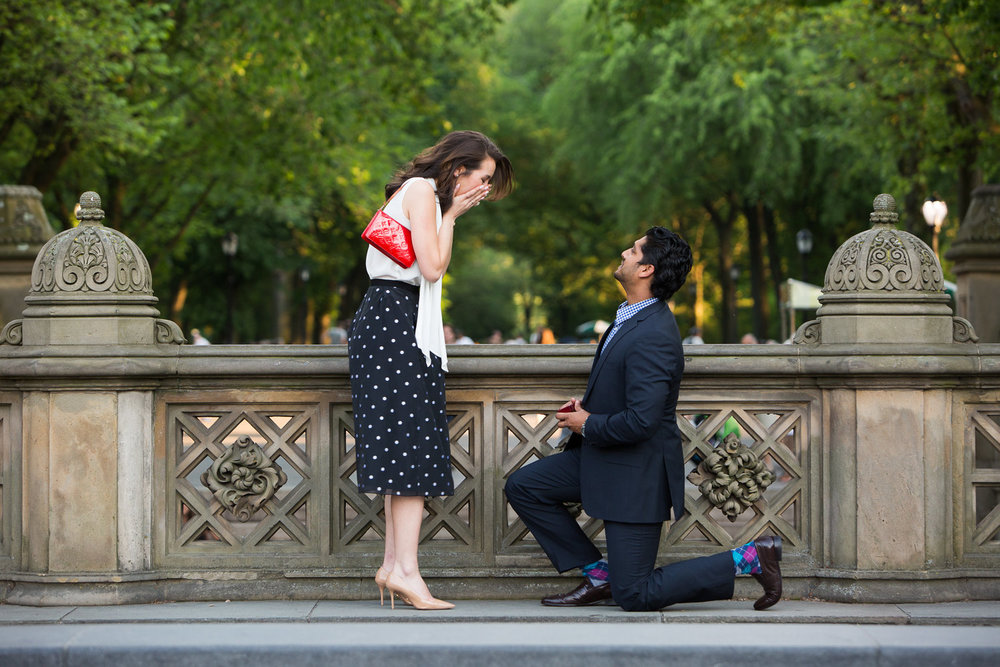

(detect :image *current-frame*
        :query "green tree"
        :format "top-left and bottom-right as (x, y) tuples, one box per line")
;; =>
(2, 0), (513, 343)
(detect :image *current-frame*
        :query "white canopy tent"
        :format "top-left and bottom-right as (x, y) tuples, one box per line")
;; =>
(779, 278), (958, 341)
(780, 278), (822, 342)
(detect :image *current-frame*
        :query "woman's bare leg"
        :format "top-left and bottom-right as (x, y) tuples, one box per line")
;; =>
(380, 495), (396, 573)
(388, 495), (434, 600)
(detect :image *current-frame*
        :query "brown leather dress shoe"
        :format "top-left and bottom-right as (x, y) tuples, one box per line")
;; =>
(541, 579), (613, 606)
(752, 535), (783, 610)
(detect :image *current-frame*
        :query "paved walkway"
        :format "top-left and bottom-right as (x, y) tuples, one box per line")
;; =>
(2, 599), (999, 665)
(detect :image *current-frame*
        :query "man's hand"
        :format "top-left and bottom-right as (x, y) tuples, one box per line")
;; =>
(556, 398), (591, 435)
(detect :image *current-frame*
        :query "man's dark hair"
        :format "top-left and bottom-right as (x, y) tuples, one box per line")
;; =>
(642, 226), (692, 300)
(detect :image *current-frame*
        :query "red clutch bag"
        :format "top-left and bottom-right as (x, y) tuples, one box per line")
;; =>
(362, 208), (416, 269)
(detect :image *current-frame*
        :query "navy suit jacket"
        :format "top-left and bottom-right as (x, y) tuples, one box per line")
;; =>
(564, 299), (685, 524)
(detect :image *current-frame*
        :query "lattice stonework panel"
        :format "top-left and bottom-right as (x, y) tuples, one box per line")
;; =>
(165, 404), (318, 556)
(968, 407), (1000, 551)
(331, 404), (482, 553)
(671, 404), (809, 550)
(498, 405), (605, 554)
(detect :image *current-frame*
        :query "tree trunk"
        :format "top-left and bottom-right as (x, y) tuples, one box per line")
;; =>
(763, 205), (783, 339)
(705, 197), (738, 343)
(947, 74), (988, 222)
(105, 175), (126, 231)
(18, 114), (78, 194)
(745, 201), (768, 341)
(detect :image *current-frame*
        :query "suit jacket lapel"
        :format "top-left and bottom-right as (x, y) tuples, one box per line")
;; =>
(582, 300), (664, 405)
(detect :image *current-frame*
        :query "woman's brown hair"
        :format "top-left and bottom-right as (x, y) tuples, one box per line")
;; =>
(386, 130), (514, 213)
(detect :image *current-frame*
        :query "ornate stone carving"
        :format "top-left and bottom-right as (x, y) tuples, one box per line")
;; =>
(30, 191), (152, 295)
(201, 436), (287, 521)
(0, 320), (22, 345)
(824, 194), (944, 293)
(687, 433), (775, 522)
(155, 319), (186, 344)
(792, 319), (820, 345)
(953, 317), (980, 343)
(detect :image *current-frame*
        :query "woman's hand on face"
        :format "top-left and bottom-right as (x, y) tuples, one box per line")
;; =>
(451, 182), (491, 219)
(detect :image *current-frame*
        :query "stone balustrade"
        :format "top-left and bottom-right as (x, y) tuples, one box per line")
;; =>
(0, 192), (998, 606)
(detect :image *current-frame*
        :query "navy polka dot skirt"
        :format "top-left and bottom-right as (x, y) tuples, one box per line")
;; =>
(348, 282), (454, 497)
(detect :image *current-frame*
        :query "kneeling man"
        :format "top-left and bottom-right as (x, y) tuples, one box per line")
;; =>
(504, 227), (782, 611)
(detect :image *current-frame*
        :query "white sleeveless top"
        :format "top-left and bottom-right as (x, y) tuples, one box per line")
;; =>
(365, 177), (448, 370)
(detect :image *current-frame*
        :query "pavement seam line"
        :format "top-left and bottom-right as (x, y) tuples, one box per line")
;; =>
(896, 604), (914, 625)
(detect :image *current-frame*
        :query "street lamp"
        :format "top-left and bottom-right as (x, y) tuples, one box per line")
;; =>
(221, 231), (239, 258)
(922, 197), (947, 259)
(796, 229), (813, 282)
(221, 232), (239, 343)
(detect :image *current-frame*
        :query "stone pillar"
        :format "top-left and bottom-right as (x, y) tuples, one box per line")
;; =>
(796, 194), (975, 578)
(3, 192), (181, 579)
(945, 184), (1000, 343)
(0, 186), (55, 329)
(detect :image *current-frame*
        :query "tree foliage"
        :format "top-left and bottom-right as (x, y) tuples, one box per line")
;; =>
(1, 0), (996, 344)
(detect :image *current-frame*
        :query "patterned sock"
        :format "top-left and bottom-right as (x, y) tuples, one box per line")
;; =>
(731, 541), (761, 575)
(582, 559), (610, 586)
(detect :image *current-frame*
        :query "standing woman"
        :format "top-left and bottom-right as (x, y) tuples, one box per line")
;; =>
(349, 131), (513, 609)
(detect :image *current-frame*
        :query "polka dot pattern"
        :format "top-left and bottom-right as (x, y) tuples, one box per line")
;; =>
(348, 284), (454, 498)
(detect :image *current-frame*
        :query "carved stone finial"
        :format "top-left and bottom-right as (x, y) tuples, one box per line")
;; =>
(870, 193), (898, 226)
(30, 191), (152, 296)
(76, 191), (105, 223)
(823, 192), (942, 293)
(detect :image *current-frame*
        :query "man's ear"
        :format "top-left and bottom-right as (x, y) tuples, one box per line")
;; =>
(638, 263), (655, 279)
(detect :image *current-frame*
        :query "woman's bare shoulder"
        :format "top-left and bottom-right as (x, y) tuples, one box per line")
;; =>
(404, 177), (435, 196)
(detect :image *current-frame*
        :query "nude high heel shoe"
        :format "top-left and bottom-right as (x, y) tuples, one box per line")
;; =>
(386, 572), (455, 610)
(375, 567), (390, 606)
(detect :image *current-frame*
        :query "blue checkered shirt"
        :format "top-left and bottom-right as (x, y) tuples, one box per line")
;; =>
(600, 297), (659, 354)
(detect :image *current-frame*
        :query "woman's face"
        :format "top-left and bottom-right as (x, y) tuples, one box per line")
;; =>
(454, 156), (496, 195)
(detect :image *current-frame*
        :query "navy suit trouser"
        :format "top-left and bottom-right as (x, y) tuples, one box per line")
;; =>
(504, 447), (736, 611)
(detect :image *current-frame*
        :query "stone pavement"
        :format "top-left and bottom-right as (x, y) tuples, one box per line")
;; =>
(2, 599), (999, 666)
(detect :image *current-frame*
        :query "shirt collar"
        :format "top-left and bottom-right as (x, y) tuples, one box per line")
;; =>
(613, 297), (658, 325)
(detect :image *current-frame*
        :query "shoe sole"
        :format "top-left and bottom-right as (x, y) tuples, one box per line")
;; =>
(541, 597), (615, 607)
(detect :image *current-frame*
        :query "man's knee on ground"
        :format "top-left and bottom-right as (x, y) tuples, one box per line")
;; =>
(613, 583), (659, 612)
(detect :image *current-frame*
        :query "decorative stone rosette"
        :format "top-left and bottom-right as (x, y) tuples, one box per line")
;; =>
(687, 433), (775, 522)
(201, 436), (287, 522)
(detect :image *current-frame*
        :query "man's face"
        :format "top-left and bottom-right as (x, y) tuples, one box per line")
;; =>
(614, 235), (650, 286)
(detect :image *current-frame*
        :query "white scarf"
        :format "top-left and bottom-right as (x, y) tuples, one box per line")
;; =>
(414, 186), (448, 371)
